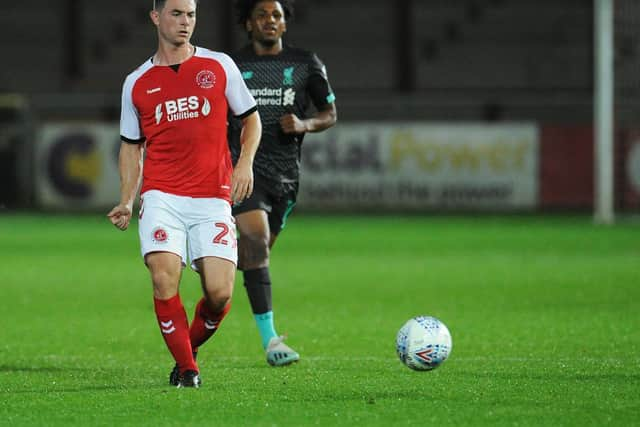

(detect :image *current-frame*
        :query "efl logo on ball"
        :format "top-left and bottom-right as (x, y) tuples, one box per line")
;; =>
(396, 316), (452, 371)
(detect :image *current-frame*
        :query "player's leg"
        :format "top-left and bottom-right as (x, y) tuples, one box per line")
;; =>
(235, 209), (278, 348)
(261, 196), (300, 366)
(232, 184), (280, 351)
(139, 190), (198, 387)
(191, 256), (235, 350)
(186, 199), (237, 358)
(235, 192), (299, 366)
(146, 252), (199, 381)
(188, 294), (231, 355)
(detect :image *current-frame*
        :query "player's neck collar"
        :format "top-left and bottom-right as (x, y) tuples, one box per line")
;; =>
(153, 44), (196, 66)
(252, 40), (284, 57)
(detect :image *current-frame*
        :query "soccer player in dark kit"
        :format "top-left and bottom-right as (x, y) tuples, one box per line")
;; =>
(229, 0), (337, 366)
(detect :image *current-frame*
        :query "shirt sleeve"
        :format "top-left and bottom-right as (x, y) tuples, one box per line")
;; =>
(307, 52), (336, 110)
(220, 53), (258, 118)
(120, 75), (145, 144)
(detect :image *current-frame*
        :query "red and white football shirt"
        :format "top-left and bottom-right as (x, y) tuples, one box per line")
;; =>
(120, 47), (257, 201)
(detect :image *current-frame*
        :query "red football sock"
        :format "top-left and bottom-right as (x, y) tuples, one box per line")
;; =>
(154, 295), (198, 374)
(190, 298), (231, 352)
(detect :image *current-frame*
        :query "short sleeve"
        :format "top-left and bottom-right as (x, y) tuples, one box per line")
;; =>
(220, 53), (258, 118)
(120, 75), (145, 143)
(307, 53), (336, 110)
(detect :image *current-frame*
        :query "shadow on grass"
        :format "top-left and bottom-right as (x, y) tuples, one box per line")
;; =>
(0, 365), (88, 373)
(0, 365), (145, 394)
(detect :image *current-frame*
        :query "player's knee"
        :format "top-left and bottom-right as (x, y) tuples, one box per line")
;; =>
(204, 287), (232, 311)
(201, 267), (234, 308)
(238, 233), (269, 269)
(150, 270), (180, 299)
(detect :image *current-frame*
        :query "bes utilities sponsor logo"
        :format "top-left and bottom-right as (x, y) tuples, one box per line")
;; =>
(250, 87), (296, 106)
(155, 96), (211, 124)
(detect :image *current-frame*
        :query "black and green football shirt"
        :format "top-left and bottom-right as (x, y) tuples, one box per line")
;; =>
(229, 45), (336, 197)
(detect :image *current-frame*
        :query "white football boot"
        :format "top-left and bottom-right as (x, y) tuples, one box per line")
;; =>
(266, 336), (300, 366)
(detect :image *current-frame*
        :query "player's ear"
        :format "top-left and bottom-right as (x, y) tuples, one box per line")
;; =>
(150, 9), (160, 26)
(245, 20), (252, 33)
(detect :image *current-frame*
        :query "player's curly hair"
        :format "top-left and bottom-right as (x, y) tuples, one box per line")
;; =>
(235, 0), (295, 26)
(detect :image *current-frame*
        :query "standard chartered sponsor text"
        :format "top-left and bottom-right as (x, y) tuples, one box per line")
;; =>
(251, 88), (284, 106)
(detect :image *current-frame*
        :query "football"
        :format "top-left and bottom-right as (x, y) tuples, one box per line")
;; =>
(396, 316), (452, 371)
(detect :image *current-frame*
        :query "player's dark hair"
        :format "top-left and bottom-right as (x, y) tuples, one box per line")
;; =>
(153, 0), (199, 11)
(235, 0), (295, 26)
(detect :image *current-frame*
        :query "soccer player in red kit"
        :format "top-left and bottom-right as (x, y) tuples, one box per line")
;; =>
(107, 0), (261, 388)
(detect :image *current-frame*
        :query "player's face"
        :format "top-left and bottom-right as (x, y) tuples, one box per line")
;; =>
(151, 0), (197, 47)
(247, 1), (287, 46)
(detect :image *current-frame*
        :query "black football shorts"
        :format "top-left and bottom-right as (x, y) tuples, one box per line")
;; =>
(232, 181), (297, 234)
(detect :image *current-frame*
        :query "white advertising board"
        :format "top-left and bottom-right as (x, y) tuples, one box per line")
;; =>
(298, 123), (539, 211)
(34, 122), (539, 212)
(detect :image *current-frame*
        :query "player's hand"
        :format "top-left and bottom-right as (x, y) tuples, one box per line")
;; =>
(107, 204), (132, 231)
(280, 113), (307, 135)
(231, 157), (254, 204)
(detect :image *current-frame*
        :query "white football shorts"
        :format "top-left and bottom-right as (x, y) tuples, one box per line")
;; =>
(138, 190), (237, 270)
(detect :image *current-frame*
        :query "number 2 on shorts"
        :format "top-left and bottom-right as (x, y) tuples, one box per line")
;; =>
(213, 222), (237, 248)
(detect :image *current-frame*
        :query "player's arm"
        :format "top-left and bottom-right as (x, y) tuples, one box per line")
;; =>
(110, 74), (144, 230)
(223, 52), (262, 203)
(280, 103), (337, 135)
(231, 110), (261, 204)
(280, 52), (337, 135)
(107, 141), (143, 231)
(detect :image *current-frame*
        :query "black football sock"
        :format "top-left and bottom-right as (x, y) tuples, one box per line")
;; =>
(243, 267), (272, 314)
(244, 267), (277, 348)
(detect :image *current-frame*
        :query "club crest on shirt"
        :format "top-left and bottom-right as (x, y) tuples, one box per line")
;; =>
(196, 70), (216, 89)
(283, 66), (294, 85)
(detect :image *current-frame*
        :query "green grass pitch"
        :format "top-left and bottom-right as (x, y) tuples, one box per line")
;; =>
(0, 214), (638, 426)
